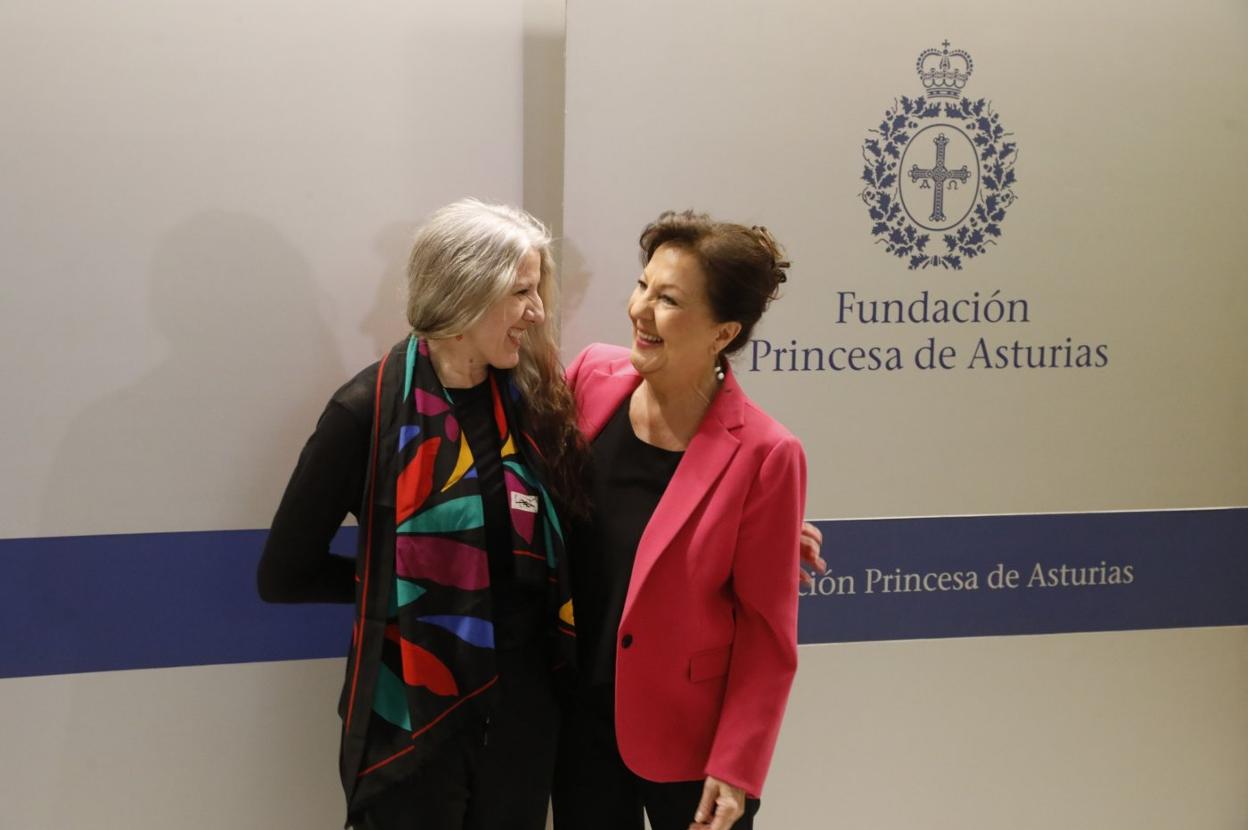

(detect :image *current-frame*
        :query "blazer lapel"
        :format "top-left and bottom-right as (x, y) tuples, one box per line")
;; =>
(622, 369), (747, 619)
(577, 358), (641, 442)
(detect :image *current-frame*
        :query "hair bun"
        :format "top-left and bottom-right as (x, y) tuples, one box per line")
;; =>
(750, 225), (790, 286)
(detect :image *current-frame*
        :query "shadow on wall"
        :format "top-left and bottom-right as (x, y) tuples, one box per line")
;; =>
(521, 3), (564, 237)
(39, 211), (345, 536)
(557, 236), (593, 349)
(361, 221), (417, 358)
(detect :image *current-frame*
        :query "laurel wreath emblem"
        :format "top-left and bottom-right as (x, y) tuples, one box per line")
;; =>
(861, 96), (1018, 270)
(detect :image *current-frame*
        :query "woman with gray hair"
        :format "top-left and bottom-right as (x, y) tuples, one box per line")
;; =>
(258, 198), (586, 829)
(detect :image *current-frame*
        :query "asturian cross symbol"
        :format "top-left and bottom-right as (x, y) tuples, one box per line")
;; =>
(908, 133), (970, 222)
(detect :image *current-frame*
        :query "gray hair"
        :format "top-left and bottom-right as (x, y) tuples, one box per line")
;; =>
(405, 198), (563, 415)
(406, 198), (552, 337)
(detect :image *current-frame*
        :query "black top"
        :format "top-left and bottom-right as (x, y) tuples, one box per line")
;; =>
(258, 363), (545, 649)
(573, 400), (683, 686)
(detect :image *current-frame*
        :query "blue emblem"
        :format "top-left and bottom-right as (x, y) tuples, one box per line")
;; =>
(861, 41), (1019, 270)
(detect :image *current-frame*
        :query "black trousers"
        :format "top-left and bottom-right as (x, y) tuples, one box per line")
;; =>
(552, 685), (760, 830)
(355, 642), (560, 830)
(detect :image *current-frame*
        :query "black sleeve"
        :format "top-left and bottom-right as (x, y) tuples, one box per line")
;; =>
(257, 368), (375, 604)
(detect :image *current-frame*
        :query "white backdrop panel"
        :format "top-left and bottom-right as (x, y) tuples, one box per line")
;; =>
(562, 0), (1248, 826)
(560, 0), (1247, 519)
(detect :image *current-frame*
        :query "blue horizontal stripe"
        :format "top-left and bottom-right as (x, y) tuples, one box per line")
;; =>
(799, 508), (1248, 644)
(0, 509), (1243, 678)
(0, 527), (356, 679)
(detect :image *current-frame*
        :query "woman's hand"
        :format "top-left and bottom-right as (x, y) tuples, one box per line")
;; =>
(798, 521), (826, 588)
(691, 775), (746, 830)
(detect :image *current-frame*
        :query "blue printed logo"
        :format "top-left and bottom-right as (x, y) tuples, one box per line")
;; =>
(861, 41), (1019, 270)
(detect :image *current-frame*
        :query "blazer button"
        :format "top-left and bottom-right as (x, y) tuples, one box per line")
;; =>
(621, 634), (633, 649)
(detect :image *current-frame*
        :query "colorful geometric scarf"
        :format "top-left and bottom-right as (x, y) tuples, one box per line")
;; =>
(338, 336), (576, 816)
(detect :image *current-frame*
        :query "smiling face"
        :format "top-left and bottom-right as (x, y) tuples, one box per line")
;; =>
(461, 247), (545, 372)
(628, 243), (740, 384)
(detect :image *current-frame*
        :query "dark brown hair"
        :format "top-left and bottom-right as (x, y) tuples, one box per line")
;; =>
(638, 210), (789, 357)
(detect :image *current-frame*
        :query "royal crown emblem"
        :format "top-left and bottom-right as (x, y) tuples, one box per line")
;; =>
(917, 41), (973, 98)
(860, 40), (1019, 269)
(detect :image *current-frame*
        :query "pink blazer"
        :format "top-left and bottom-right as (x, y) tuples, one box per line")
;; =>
(566, 343), (806, 797)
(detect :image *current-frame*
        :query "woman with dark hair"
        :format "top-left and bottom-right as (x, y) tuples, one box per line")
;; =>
(258, 198), (586, 829)
(553, 210), (806, 830)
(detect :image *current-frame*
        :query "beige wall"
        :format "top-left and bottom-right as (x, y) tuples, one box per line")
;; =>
(1, 0), (543, 540)
(769, 627), (1248, 829)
